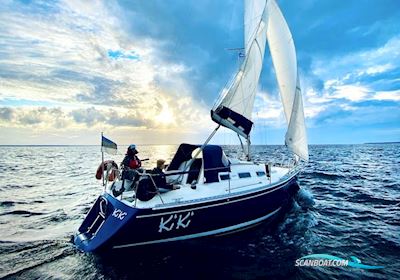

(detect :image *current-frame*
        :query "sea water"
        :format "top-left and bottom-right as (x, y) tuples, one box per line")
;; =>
(0, 144), (399, 279)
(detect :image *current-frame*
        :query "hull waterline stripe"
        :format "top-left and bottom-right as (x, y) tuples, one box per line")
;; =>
(215, 220), (264, 237)
(113, 207), (281, 249)
(136, 177), (292, 218)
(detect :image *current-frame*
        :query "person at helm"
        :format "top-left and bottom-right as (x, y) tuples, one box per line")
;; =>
(117, 144), (142, 194)
(121, 144), (141, 170)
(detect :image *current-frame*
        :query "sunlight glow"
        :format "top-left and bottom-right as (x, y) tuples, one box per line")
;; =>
(156, 105), (175, 125)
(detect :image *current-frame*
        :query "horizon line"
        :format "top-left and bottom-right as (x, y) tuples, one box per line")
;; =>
(0, 141), (399, 147)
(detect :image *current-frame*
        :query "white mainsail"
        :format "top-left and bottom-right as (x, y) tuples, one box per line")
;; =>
(212, 0), (268, 138)
(266, 0), (309, 161)
(211, 0), (309, 161)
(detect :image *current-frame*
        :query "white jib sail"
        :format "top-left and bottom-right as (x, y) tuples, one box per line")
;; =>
(213, 0), (268, 128)
(266, 0), (309, 161)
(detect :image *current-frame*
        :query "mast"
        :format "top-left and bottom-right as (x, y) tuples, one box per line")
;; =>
(211, 0), (268, 139)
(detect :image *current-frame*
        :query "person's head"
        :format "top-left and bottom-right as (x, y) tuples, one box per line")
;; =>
(127, 144), (138, 156)
(157, 159), (166, 169)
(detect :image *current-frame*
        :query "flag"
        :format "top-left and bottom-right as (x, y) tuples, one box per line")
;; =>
(101, 135), (117, 155)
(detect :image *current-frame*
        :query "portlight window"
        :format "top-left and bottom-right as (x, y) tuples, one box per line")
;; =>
(238, 172), (251, 178)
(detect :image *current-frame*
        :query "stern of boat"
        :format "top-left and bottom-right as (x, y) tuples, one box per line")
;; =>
(73, 193), (138, 252)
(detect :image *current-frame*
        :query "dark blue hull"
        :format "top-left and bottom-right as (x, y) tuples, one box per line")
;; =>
(74, 176), (299, 252)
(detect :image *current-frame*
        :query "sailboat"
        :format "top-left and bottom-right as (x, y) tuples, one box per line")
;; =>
(73, 0), (308, 252)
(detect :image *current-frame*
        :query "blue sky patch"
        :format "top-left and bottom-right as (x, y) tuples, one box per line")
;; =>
(107, 49), (139, 61)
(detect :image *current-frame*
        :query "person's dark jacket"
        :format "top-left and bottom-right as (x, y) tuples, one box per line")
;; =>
(121, 152), (141, 182)
(151, 167), (174, 190)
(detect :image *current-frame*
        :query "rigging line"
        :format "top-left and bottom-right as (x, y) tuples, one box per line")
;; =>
(216, 44), (246, 109)
(183, 125), (221, 173)
(224, 29), (261, 109)
(237, 133), (245, 154)
(225, 47), (244, 51)
(264, 113), (267, 145)
(225, 13), (267, 111)
(246, 3), (268, 35)
(244, 7), (267, 47)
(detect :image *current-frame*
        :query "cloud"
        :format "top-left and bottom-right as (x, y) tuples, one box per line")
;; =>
(312, 36), (400, 85)
(0, 106), (139, 129)
(0, 107), (13, 121)
(116, 0), (244, 104)
(293, 34), (400, 131)
(252, 91), (286, 127)
(0, 107), (67, 128)
(0, 0), (399, 144)
(70, 107), (106, 126)
(373, 90), (400, 101)
(0, 0), (212, 143)
(251, 33), (400, 127)
(329, 84), (370, 102)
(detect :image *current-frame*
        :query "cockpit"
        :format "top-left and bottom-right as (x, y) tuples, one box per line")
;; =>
(165, 143), (230, 185)
(106, 143), (231, 203)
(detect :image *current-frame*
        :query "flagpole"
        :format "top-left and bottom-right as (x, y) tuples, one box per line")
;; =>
(101, 132), (105, 188)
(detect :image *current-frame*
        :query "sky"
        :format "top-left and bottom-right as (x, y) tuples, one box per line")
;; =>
(0, 0), (399, 145)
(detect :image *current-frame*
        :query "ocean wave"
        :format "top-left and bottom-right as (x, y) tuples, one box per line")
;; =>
(349, 193), (400, 205)
(0, 240), (74, 279)
(0, 200), (44, 207)
(307, 171), (346, 180)
(1, 184), (35, 190)
(0, 210), (45, 217)
(0, 201), (16, 207)
(295, 188), (315, 209)
(39, 211), (69, 223)
(0, 144), (399, 279)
